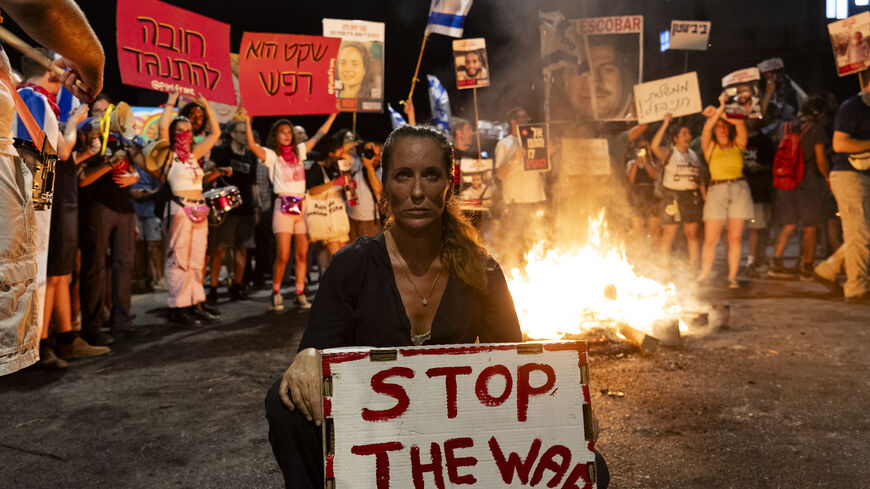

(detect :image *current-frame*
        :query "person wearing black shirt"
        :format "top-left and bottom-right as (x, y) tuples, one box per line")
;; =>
(207, 121), (259, 302)
(742, 121), (776, 276)
(263, 125), (610, 489)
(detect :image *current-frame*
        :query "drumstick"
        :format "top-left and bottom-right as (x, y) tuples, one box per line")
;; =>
(0, 25), (90, 95)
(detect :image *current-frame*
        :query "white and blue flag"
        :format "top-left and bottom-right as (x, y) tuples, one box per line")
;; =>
(427, 75), (451, 135)
(387, 103), (408, 130)
(424, 0), (474, 38)
(12, 87), (59, 149)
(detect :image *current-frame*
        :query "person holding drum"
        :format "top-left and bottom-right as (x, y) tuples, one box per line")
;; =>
(154, 91), (226, 326)
(240, 108), (338, 312)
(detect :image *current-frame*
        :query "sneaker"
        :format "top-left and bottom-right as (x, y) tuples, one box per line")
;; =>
(200, 301), (221, 317)
(206, 287), (219, 305)
(38, 344), (68, 369)
(728, 277), (741, 289)
(798, 263), (814, 281)
(56, 337), (110, 361)
(767, 259), (798, 279)
(168, 307), (202, 327)
(191, 304), (220, 323)
(270, 292), (285, 312)
(812, 271), (843, 297)
(84, 332), (116, 346)
(229, 283), (250, 301)
(294, 293), (312, 310)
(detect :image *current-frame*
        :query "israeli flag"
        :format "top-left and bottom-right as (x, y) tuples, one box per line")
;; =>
(427, 75), (451, 135)
(424, 0), (474, 38)
(387, 103), (408, 130)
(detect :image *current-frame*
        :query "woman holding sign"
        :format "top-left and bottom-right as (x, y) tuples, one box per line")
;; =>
(264, 125), (609, 488)
(240, 109), (337, 312)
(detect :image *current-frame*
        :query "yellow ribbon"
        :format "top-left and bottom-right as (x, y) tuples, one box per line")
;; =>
(99, 103), (115, 156)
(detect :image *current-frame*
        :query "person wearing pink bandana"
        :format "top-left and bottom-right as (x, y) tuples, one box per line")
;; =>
(241, 108), (337, 312)
(155, 91), (226, 326)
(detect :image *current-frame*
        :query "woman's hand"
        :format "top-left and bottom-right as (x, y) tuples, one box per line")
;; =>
(166, 90), (180, 107)
(718, 91), (729, 107)
(279, 348), (324, 425)
(239, 107), (251, 121)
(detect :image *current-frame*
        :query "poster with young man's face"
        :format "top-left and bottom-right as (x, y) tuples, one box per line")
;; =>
(453, 38), (490, 89)
(828, 12), (870, 77)
(323, 19), (385, 112)
(721, 67), (762, 119)
(544, 15), (643, 122)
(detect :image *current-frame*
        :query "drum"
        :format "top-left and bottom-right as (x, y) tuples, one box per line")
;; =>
(203, 185), (242, 226)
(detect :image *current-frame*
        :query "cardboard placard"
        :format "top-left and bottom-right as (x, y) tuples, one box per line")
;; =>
(633, 72), (702, 124)
(238, 33), (341, 116)
(458, 158), (494, 210)
(322, 19), (385, 112)
(721, 67), (761, 119)
(828, 12), (870, 77)
(453, 38), (490, 90)
(322, 342), (597, 488)
(519, 124), (549, 171)
(115, 0), (236, 104)
(560, 138), (610, 177)
(669, 20), (711, 51)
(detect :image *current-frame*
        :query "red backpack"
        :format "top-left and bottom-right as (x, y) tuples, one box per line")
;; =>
(772, 121), (811, 190)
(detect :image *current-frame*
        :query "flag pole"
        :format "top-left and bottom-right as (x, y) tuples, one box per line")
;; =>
(352, 111), (357, 138)
(473, 86), (481, 159)
(406, 34), (429, 103)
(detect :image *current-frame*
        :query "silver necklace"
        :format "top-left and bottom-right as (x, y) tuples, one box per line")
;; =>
(386, 234), (443, 307)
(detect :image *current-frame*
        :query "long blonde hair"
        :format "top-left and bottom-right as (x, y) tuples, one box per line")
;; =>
(380, 125), (489, 292)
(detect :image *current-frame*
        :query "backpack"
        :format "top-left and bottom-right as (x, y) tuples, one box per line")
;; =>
(772, 121), (811, 190)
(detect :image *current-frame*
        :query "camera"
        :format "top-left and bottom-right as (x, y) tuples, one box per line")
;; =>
(636, 147), (647, 158)
(359, 143), (376, 160)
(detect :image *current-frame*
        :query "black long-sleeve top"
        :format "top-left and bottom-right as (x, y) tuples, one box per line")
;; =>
(298, 233), (522, 351)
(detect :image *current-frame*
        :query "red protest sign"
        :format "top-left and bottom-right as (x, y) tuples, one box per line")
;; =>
(115, 0), (236, 104)
(238, 33), (340, 116)
(323, 342), (598, 488)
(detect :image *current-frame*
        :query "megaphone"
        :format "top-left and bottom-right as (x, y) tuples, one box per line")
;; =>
(106, 102), (135, 139)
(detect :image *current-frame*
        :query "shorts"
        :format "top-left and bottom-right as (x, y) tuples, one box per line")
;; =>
(703, 179), (754, 221)
(660, 188), (703, 225)
(748, 202), (771, 230)
(47, 205), (77, 276)
(628, 184), (661, 220)
(137, 216), (162, 242)
(273, 197), (308, 235)
(776, 184), (826, 227)
(214, 213), (256, 248)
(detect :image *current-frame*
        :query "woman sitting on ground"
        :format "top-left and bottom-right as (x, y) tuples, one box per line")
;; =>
(263, 124), (609, 489)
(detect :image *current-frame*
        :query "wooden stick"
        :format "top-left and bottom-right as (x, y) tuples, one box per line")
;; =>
(473, 86), (481, 159)
(617, 324), (659, 353)
(352, 111), (357, 139)
(405, 34), (429, 103)
(0, 25), (90, 94)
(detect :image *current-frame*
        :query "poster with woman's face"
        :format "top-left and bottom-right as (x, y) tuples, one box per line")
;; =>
(452, 38), (490, 90)
(323, 19), (385, 112)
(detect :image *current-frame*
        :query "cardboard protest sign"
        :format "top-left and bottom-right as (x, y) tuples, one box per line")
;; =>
(322, 19), (385, 112)
(721, 68), (761, 119)
(542, 14), (643, 121)
(322, 342), (598, 488)
(238, 33), (341, 116)
(453, 38), (490, 90)
(669, 20), (711, 51)
(116, 0), (236, 104)
(828, 12), (870, 77)
(457, 158), (494, 211)
(560, 138), (610, 177)
(519, 124), (549, 171)
(633, 72), (702, 124)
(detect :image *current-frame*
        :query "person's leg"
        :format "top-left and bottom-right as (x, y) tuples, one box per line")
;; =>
(110, 212), (136, 331)
(71, 249), (81, 329)
(646, 216), (662, 243)
(41, 275), (60, 339)
(273, 233), (292, 293)
(727, 218), (745, 280)
(234, 247), (247, 285)
(801, 226), (818, 267)
(325, 240), (346, 261)
(699, 220), (725, 280)
(79, 205), (110, 341)
(747, 228), (759, 267)
(684, 222), (700, 271)
(659, 224), (679, 269)
(294, 233), (309, 295)
(265, 378), (326, 489)
(830, 172), (870, 298)
(773, 224), (796, 259)
(210, 245), (225, 290)
(189, 221), (209, 307)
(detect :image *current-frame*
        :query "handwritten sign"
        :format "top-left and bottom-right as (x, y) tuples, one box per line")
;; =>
(828, 12), (870, 77)
(323, 342), (598, 489)
(238, 32), (340, 116)
(560, 138), (610, 177)
(669, 20), (711, 51)
(322, 19), (385, 112)
(633, 72), (702, 124)
(519, 124), (549, 171)
(116, 0), (236, 104)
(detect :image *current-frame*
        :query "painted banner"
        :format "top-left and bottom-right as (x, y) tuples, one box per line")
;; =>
(828, 12), (870, 77)
(238, 33), (340, 116)
(560, 138), (610, 177)
(322, 19), (385, 112)
(453, 38), (490, 89)
(116, 0), (236, 104)
(542, 14), (643, 121)
(519, 124), (549, 171)
(633, 72), (702, 124)
(669, 20), (711, 51)
(458, 158), (494, 210)
(322, 342), (598, 488)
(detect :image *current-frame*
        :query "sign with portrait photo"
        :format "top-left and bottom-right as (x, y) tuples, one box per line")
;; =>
(828, 12), (870, 77)
(322, 19), (385, 112)
(458, 157), (494, 210)
(542, 14), (643, 122)
(721, 67), (761, 119)
(518, 124), (550, 171)
(453, 38), (490, 90)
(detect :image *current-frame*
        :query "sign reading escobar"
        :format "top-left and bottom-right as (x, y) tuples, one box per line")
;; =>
(322, 342), (598, 488)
